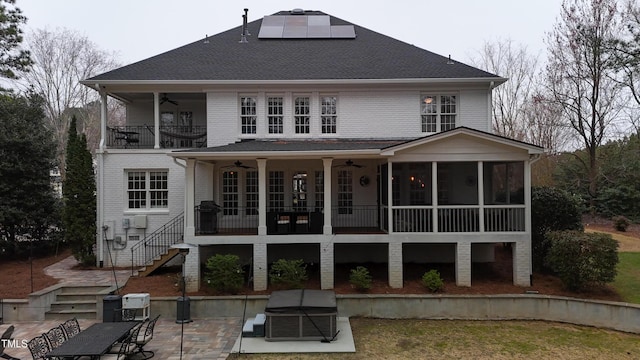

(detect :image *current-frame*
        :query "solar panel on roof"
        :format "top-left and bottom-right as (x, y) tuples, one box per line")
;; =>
(331, 25), (357, 38)
(258, 15), (355, 39)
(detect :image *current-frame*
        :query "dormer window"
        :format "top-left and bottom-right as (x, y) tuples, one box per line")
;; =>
(421, 94), (457, 133)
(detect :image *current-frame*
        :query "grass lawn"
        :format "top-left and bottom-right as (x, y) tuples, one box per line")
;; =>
(613, 252), (640, 303)
(228, 318), (640, 359)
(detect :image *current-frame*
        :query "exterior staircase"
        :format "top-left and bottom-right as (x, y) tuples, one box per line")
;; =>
(131, 212), (184, 277)
(45, 285), (112, 320)
(136, 247), (181, 277)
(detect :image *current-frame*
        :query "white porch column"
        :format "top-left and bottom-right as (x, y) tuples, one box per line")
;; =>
(185, 159), (196, 237)
(184, 246), (200, 292)
(524, 158), (534, 279)
(432, 162), (438, 232)
(455, 241), (472, 287)
(153, 92), (160, 149)
(513, 241), (531, 286)
(257, 158), (267, 235)
(320, 242), (334, 289)
(322, 158), (333, 235)
(387, 160), (394, 233)
(253, 242), (268, 291)
(388, 242), (403, 288)
(478, 161), (485, 232)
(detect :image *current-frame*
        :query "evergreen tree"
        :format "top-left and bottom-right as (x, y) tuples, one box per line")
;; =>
(0, 0), (32, 80)
(63, 116), (96, 265)
(0, 92), (60, 257)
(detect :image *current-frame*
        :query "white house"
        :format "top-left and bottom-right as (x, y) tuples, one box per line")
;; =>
(82, 9), (543, 292)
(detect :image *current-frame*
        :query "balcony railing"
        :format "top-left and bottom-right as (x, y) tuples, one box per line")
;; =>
(107, 125), (207, 149)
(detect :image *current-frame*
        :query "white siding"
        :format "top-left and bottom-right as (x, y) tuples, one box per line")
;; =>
(459, 89), (491, 132)
(100, 152), (185, 267)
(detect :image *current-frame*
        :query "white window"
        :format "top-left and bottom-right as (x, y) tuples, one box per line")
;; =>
(421, 95), (457, 133)
(240, 96), (257, 134)
(337, 170), (352, 214)
(127, 171), (168, 209)
(321, 96), (337, 134)
(268, 171), (285, 211)
(294, 96), (310, 134)
(245, 171), (258, 215)
(222, 171), (239, 215)
(267, 96), (284, 134)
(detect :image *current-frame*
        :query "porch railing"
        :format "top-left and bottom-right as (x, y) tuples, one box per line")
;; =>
(191, 204), (525, 235)
(390, 205), (525, 233)
(130, 212), (184, 274)
(107, 125), (207, 149)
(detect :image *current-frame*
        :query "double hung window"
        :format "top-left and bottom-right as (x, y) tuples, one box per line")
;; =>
(267, 96), (284, 134)
(321, 96), (337, 134)
(421, 95), (457, 133)
(240, 96), (257, 134)
(294, 96), (310, 134)
(127, 171), (168, 209)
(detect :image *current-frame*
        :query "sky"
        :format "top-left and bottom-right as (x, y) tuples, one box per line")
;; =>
(16, 0), (562, 67)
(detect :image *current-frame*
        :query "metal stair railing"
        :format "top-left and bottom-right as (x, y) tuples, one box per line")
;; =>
(130, 212), (184, 275)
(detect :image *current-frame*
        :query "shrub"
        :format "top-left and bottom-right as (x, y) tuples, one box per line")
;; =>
(204, 254), (245, 294)
(531, 186), (583, 272)
(349, 266), (372, 291)
(421, 269), (444, 292)
(269, 259), (308, 289)
(612, 215), (631, 232)
(544, 230), (619, 291)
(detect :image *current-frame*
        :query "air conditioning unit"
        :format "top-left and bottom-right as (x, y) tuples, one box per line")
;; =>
(133, 215), (147, 229)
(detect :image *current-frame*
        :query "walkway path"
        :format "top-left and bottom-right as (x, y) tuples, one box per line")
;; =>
(44, 255), (132, 289)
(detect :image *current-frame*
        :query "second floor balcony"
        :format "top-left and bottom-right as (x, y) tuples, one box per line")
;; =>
(107, 125), (207, 149)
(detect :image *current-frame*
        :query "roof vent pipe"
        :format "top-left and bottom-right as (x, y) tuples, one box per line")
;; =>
(291, 8), (305, 15)
(240, 8), (249, 43)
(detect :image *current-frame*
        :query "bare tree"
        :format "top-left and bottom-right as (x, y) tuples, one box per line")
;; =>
(18, 28), (121, 177)
(544, 0), (623, 210)
(470, 39), (540, 141)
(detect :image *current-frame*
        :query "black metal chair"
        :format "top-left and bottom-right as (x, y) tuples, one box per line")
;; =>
(0, 325), (20, 360)
(43, 325), (66, 350)
(60, 318), (81, 339)
(26, 335), (50, 360)
(101, 324), (141, 360)
(135, 314), (160, 359)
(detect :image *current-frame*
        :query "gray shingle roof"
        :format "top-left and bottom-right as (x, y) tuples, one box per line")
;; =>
(176, 138), (409, 153)
(87, 10), (500, 82)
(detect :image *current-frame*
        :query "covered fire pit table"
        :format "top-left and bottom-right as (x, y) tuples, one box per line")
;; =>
(264, 289), (338, 342)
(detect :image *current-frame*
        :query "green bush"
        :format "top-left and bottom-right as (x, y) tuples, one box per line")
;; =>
(269, 259), (308, 289)
(612, 215), (631, 232)
(544, 230), (619, 291)
(421, 269), (444, 292)
(531, 186), (583, 272)
(204, 254), (245, 294)
(349, 266), (372, 291)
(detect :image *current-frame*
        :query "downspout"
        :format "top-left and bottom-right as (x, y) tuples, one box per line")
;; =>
(488, 81), (495, 133)
(95, 85), (107, 267)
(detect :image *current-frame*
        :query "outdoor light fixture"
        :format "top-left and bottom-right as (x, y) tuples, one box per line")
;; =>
(170, 242), (195, 360)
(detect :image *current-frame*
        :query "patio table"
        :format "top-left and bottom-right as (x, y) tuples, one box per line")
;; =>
(44, 321), (139, 359)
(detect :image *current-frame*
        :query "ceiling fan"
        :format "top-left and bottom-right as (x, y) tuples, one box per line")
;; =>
(333, 159), (364, 168)
(222, 160), (254, 170)
(160, 94), (178, 106)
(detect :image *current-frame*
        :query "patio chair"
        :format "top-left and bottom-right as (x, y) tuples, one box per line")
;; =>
(106, 322), (143, 358)
(60, 318), (80, 339)
(43, 325), (66, 349)
(134, 314), (160, 359)
(0, 325), (20, 360)
(27, 335), (50, 360)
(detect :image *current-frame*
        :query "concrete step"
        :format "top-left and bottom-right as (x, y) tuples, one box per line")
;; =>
(55, 293), (100, 302)
(45, 309), (97, 321)
(60, 285), (111, 294)
(49, 300), (97, 312)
